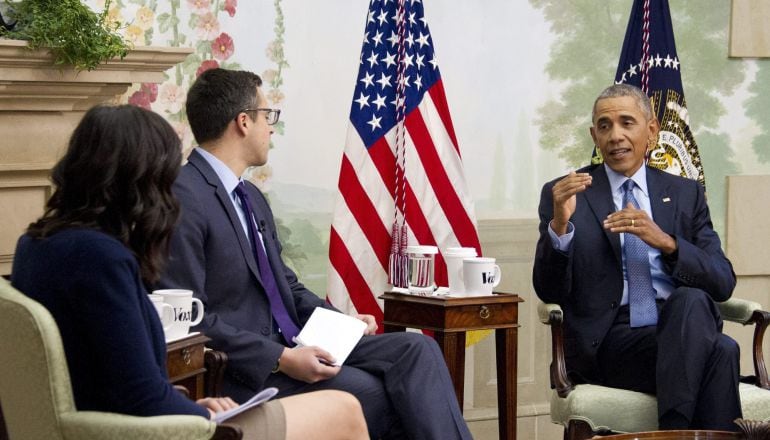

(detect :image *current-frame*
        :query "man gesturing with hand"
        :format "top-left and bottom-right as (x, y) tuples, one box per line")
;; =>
(533, 83), (741, 431)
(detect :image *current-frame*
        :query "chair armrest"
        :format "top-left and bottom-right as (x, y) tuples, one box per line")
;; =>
(538, 302), (563, 324)
(719, 298), (770, 390)
(60, 412), (217, 440)
(719, 297), (763, 324)
(211, 423), (243, 440)
(537, 302), (574, 398)
(204, 349), (228, 397)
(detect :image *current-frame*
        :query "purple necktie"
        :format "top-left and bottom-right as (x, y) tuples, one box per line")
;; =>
(622, 179), (658, 327)
(234, 182), (300, 345)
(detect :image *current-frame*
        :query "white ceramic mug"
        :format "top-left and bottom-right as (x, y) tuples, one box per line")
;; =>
(148, 294), (174, 333)
(462, 257), (502, 296)
(443, 247), (477, 295)
(152, 289), (204, 341)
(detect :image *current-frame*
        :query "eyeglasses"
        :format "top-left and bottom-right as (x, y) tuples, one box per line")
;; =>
(239, 108), (281, 126)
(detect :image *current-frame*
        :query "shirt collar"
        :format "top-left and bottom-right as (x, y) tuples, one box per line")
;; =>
(195, 147), (242, 195)
(603, 163), (649, 198)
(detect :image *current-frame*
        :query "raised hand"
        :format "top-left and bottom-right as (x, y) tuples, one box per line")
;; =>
(551, 171), (592, 235)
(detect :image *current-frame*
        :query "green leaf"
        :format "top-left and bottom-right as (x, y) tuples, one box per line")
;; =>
(157, 12), (172, 33)
(181, 55), (203, 75)
(195, 39), (211, 54)
(5, 0), (130, 71)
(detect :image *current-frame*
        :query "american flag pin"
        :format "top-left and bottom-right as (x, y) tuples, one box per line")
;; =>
(662, 197), (671, 203)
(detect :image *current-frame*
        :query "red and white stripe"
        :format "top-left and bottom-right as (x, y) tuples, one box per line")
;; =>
(327, 82), (482, 325)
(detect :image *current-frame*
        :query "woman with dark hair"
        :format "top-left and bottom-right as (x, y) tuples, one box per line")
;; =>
(11, 105), (367, 440)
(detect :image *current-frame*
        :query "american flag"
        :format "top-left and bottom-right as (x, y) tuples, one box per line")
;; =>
(327, 0), (481, 324)
(592, 0), (705, 186)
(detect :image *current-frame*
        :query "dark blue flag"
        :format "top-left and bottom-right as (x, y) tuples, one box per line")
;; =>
(592, 0), (704, 186)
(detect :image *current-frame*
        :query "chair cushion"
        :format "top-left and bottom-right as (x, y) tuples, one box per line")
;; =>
(551, 384), (658, 433)
(740, 383), (770, 422)
(551, 382), (770, 433)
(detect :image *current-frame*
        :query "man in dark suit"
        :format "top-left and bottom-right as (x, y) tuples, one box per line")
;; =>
(157, 68), (471, 440)
(533, 84), (741, 431)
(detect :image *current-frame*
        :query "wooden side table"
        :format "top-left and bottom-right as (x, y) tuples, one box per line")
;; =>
(166, 333), (210, 400)
(380, 291), (523, 440)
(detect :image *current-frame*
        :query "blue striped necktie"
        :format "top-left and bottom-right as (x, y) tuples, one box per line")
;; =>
(234, 182), (300, 345)
(622, 179), (658, 327)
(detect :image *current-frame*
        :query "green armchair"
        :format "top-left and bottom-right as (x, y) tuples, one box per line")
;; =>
(539, 297), (770, 440)
(0, 278), (240, 440)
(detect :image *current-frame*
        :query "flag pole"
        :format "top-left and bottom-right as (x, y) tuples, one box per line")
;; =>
(388, 0), (409, 288)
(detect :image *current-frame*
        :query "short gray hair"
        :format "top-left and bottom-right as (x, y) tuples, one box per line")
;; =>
(592, 83), (653, 122)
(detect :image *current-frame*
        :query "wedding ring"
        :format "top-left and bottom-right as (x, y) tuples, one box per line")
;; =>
(631, 219), (635, 228)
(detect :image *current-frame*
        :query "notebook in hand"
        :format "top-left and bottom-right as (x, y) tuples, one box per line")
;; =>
(213, 387), (278, 423)
(292, 307), (367, 366)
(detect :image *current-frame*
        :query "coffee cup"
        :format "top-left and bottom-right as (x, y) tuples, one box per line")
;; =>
(462, 257), (502, 296)
(148, 294), (174, 333)
(152, 289), (204, 341)
(443, 247), (477, 295)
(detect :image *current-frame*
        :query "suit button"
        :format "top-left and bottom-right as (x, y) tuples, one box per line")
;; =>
(261, 326), (270, 335)
(591, 340), (599, 347)
(611, 301), (618, 309)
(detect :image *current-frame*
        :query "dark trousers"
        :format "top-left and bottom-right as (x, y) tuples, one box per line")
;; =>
(263, 332), (472, 440)
(597, 287), (742, 431)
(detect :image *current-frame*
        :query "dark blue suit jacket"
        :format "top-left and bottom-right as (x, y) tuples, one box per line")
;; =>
(532, 164), (736, 381)
(158, 150), (332, 398)
(12, 229), (208, 418)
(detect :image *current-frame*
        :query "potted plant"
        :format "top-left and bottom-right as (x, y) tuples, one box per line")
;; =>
(0, 0), (129, 71)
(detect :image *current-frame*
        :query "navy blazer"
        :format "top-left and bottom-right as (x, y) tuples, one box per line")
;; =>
(158, 150), (331, 397)
(532, 164), (736, 381)
(12, 229), (208, 418)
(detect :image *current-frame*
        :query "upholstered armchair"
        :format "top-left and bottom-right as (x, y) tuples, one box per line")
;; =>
(0, 278), (241, 440)
(539, 297), (770, 440)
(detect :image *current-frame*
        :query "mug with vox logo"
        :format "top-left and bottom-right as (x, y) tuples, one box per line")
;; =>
(151, 289), (204, 341)
(462, 257), (502, 296)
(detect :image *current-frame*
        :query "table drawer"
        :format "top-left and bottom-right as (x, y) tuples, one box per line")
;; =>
(166, 342), (205, 380)
(444, 303), (517, 328)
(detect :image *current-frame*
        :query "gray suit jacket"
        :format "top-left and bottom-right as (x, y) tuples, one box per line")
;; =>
(532, 164), (736, 381)
(158, 149), (331, 396)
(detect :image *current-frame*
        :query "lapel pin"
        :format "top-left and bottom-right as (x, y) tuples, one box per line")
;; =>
(662, 197), (671, 203)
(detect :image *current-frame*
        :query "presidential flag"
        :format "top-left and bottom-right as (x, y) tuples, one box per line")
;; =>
(592, 0), (705, 186)
(327, 0), (481, 324)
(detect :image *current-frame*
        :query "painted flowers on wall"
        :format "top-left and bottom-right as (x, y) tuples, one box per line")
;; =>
(90, 0), (308, 272)
(95, 0), (289, 190)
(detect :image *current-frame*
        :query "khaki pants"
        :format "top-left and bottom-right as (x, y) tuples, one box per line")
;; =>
(226, 400), (286, 440)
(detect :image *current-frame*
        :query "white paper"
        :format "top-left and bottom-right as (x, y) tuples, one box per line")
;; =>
(292, 307), (367, 366)
(213, 387), (279, 423)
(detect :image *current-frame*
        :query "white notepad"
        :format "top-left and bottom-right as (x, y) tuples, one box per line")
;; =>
(292, 307), (367, 366)
(213, 387), (278, 423)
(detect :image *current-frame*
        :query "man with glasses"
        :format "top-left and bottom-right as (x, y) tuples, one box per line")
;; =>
(158, 68), (471, 440)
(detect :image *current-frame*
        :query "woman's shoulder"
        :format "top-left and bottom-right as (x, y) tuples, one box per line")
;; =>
(22, 228), (134, 265)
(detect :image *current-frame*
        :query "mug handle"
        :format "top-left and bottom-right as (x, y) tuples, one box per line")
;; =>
(492, 265), (502, 288)
(190, 298), (205, 326)
(159, 303), (174, 332)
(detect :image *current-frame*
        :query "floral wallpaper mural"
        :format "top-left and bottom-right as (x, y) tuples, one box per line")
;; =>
(77, 1), (770, 299)
(87, 0), (316, 289)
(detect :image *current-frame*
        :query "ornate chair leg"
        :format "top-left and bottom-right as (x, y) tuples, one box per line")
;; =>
(566, 419), (597, 440)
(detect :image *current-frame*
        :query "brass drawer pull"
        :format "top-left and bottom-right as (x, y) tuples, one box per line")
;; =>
(182, 348), (192, 365)
(479, 305), (490, 320)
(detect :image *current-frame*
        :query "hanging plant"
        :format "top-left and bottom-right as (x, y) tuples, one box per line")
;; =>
(0, 0), (129, 71)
